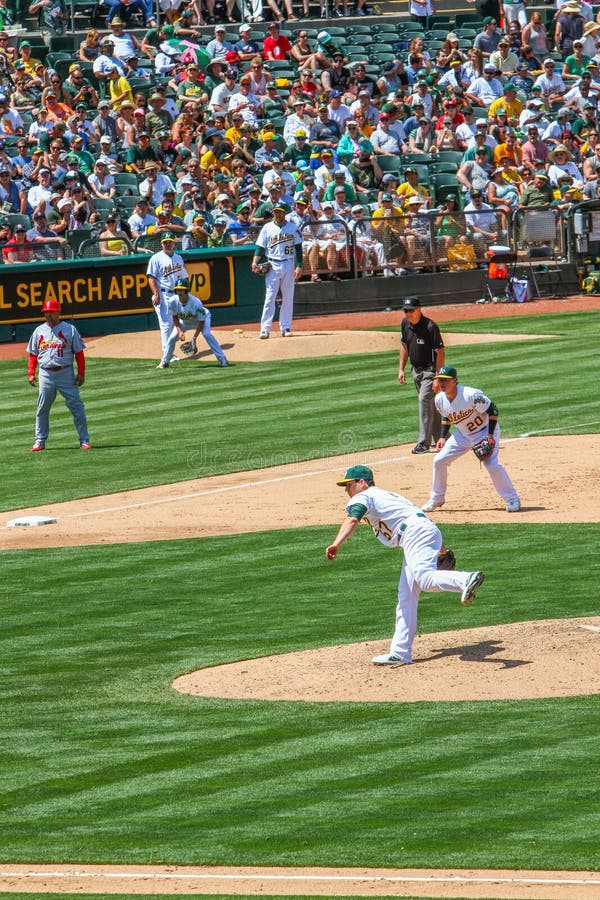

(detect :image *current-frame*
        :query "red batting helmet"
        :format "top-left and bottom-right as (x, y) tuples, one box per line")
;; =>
(42, 299), (61, 312)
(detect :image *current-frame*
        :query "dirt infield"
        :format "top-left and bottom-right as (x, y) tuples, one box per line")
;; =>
(2, 297), (598, 898)
(1, 863), (599, 899)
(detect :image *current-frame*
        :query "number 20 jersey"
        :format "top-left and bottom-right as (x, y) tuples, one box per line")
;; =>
(435, 384), (492, 439)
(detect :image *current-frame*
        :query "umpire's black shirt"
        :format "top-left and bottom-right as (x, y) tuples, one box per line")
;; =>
(400, 314), (444, 370)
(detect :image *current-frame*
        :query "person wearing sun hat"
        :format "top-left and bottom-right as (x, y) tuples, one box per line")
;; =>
(556, 1), (585, 59)
(547, 142), (584, 184)
(325, 462), (486, 666)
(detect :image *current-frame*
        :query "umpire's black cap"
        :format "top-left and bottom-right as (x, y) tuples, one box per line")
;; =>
(402, 296), (421, 311)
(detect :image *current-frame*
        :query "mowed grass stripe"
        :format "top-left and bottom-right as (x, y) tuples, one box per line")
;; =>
(2, 313), (599, 509)
(1, 526), (599, 868)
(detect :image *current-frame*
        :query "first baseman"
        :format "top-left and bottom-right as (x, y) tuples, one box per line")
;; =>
(251, 201), (303, 339)
(146, 232), (188, 363)
(326, 465), (485, 665)
(422, 365), (521, 513)
(159, 279), (229, 369)
(27, 299), (91, 452)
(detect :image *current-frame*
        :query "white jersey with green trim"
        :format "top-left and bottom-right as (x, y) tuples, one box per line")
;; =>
(346, 486), (423, 548)
(435, 384), (492, 439)
(166, 293), (207, 323)
(256, 219), (302, 264)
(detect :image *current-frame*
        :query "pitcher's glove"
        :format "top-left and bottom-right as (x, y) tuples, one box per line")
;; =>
(437, 548), (456, 571)
(253, 261), (271, 275)
(472, 436), (495, 462)
(180, 338), (197, 357)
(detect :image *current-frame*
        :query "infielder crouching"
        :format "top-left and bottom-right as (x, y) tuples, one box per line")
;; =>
(160, 279), (229, 368)
(252, 201), (303, 339)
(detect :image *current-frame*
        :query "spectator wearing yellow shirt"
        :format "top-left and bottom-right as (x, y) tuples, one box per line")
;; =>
(493, 133), (523, 167)
(372, 192), (415, 273)
(17, 41), (42, 76)
(397, 167), (431, 209)
(108, 66), (133, 108)
(488, 86), (523, 121)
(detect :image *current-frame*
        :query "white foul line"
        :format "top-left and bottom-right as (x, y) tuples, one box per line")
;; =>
(59, 437), (535, 522)
(2, 870), (599, 887)
(58, 451), (421, 520)
(519, 420), (600, 437)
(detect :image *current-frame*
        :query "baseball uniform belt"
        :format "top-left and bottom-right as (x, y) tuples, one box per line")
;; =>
(413, 365), (435, 373)
(42, 366), (64, 371)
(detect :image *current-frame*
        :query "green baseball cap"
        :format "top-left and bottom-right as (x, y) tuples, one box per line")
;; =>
(160, 231), (176, 242)
(336, 465), (374, 486)
(437, 365), (457, 379)
(174, 278), (189, 290)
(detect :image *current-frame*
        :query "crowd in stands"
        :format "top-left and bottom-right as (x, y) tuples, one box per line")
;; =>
(1, 0), (599, 275)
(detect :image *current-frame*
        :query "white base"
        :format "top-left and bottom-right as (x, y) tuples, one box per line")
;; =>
(6, 515), (57, 528)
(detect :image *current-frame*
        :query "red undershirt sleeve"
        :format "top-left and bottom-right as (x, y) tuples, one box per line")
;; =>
(75, 350), (85, 376)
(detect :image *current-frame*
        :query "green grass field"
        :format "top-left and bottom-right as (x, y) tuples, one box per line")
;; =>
(1, 525), (599, 869)
(1, 310), (599, 893)
(3, 312), (600, 510)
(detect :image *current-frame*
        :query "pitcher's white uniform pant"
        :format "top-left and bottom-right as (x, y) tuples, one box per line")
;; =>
(154, 292), (177, 353)
(260, 260), (295, 334)
(428, 424), (519, 506)
(390, 514), (476, 661)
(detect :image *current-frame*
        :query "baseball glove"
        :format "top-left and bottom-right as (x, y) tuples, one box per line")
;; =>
(253, 261), (272, 275)
(437, 548), (456, 571)
(180, 339), (197, 357)
(472, 436), (495, 462)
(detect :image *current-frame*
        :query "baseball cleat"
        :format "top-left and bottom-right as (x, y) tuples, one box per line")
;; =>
(31, 442), (45, 452)
(412, 442), (429, 454)
(80, 443), (92, 451)
(281, 329), (292, 337)
(371, 653), (411, 666)
(461, 571), (485, 606)
(422, 499), (444, 512)
(259, 331), (269, 339)
(156, 362), (169, 369)
(218, 359), (229, 367)
(506, 499), (521, 512)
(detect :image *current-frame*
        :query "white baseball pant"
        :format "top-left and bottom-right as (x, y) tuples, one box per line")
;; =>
(390, 514), (477, 661)
(428, 425), (519, 506)
(260, 260), (296, 335)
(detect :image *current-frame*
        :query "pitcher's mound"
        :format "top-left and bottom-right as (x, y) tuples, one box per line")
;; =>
(174, 617), (600, 703)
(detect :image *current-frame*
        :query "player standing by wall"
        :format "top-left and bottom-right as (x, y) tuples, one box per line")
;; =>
(398, 295), (445, 455)
(27, 299), (91, 452)
(146, 232), (188, 364)
(251, 201), (303, 340)
(159, 279), (229, 369)
(325, 465), (485, 666)
(422, 365), (521, 513)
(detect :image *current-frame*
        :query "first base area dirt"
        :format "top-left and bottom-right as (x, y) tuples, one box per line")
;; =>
(2, 300), (598, 899)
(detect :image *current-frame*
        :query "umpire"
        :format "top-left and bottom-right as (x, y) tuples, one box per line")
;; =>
(398, 295), (445, 454)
